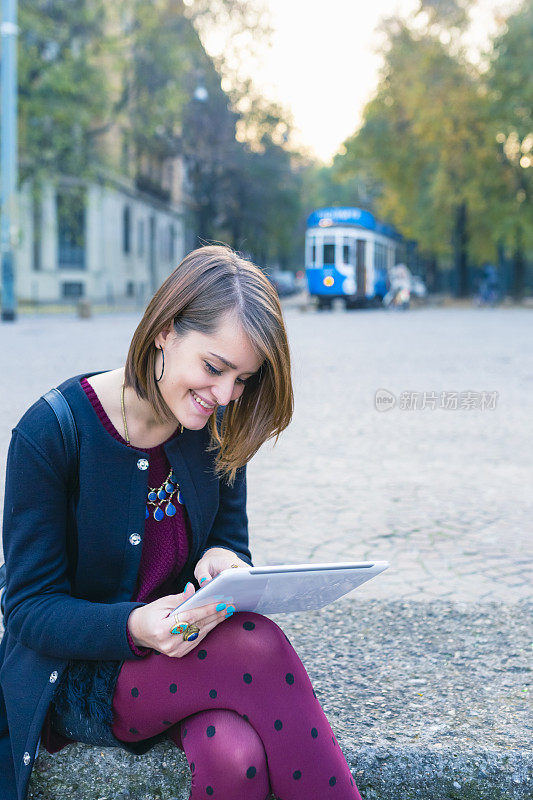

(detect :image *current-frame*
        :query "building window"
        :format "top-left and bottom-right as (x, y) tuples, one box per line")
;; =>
(137, 219), (145, 257)
(123, 205), (131, 254)
(57, 186), (86, 269)
(32, 191), (42, 272)
(62, 281), (84, 298)
(169, 223), (176, 262)
(126, 281), (135, 297)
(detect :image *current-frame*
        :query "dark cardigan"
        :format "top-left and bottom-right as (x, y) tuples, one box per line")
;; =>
(0, 372), (253, 800)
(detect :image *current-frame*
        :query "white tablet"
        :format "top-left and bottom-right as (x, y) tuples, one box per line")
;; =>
(170, 561), (389, 617)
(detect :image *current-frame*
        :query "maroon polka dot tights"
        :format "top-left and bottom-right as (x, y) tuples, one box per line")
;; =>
(112, 613), (362, 800)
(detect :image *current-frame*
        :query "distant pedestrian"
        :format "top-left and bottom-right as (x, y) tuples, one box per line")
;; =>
(0, 245), (363, 800)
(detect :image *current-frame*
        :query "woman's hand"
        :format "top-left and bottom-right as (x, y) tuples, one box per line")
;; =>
(127, 582), (229, 658)
(194, 547), (249, 587)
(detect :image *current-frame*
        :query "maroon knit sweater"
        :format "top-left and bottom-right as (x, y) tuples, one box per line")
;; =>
(81, 377), (192, 651)
(40, 377), (191, 752)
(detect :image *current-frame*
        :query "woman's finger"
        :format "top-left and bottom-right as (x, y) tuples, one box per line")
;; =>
(168, 615), (222, 658)
(170, 599), (230, 627)
(166, 606), (231, 657)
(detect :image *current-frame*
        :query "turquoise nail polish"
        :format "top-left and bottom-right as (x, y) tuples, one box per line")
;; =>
(200, 577), (208, 584)
(227, 606), (235, 614)
(185, 582), (193, 592)
(216, 602), (227, 611)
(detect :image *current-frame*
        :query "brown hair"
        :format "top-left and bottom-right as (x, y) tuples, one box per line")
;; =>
(124, 244), (293, 483)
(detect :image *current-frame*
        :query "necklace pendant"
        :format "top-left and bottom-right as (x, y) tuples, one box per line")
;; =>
(166, 502), (176, 517)
(154, 507), (165, 522)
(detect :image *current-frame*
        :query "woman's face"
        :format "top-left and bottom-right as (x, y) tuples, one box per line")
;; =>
(154, 313), (263, 430)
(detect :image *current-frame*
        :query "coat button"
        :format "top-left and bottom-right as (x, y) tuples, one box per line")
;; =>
(129, 533), (142, 546)
(137, 458), (149, 470)
(49, 670), (58, 683)
(23, 752), (31, 766)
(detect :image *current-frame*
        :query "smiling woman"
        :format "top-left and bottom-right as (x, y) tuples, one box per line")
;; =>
(0, 244), (363, 800)
(124, 245), (294, 483)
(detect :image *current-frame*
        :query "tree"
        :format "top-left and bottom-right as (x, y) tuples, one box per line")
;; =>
(485, 0), (533, 299)
(18, 0), (111, 182)
(335, 10), (498, 294)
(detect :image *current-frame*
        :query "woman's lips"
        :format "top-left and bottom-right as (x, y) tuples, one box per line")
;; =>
(190, 389), (215, 415)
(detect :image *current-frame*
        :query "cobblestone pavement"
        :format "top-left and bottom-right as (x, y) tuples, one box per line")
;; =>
(1, 305), (531, 602)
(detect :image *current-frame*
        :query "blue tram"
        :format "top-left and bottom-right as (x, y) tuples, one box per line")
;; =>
(305, 207), (402, 309)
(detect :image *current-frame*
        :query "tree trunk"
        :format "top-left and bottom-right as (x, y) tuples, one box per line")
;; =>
(511, 224), (526, 302)
(453, 201), (469, 298)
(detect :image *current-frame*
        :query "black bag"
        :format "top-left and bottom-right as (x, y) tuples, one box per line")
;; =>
(0, 387), (79, 616)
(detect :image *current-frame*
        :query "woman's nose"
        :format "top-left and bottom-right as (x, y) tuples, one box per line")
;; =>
(212, 379), (239, 406)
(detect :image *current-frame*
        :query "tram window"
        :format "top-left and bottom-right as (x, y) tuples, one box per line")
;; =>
(323, 243), (335, 265)
(312, 244), (316, 264)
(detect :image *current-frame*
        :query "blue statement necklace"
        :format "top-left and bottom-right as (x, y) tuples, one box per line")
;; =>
(121, 381), (184, 522)
(145, 469), (183, 521)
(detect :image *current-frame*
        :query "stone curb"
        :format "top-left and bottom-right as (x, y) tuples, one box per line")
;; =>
(22, 599), (533, 799)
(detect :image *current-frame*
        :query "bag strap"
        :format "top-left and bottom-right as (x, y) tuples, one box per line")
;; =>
(42, 387), (80, 495)
(1, 388), (79, 611)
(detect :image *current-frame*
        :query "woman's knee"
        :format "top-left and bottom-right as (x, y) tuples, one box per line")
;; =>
(222, 612), (292, 662)
(183, 709), (269, 798)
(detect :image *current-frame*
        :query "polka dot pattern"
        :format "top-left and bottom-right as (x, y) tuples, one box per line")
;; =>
(112, 614), (362, 799)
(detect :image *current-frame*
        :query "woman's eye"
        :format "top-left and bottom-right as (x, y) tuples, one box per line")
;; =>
(204, 361), (221, 376)
(205, 361), (248, 386)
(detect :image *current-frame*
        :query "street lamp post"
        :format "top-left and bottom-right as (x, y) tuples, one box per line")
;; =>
(1, 0), (19, 322)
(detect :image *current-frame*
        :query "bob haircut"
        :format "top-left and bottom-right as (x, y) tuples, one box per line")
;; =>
(124, 244), (293, 484)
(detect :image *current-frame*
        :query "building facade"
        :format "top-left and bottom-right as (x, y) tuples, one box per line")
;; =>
(14, 170), (187, 305)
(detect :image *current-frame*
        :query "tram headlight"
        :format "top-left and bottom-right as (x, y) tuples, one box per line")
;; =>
(323, 276), (334, 287)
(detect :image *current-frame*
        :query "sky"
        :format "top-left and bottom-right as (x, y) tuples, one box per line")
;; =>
(203, 0), (520, 163)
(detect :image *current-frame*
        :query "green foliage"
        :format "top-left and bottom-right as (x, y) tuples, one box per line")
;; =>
(16, 0), (303, 268)
(18, 0), (111, 182)
(332, 0), (532, 283)
(485, 0), (533, 253)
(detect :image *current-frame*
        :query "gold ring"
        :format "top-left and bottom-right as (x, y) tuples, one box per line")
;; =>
(182, 624), (200, 642)
(231, 564), (240, 568)
(170, 614), (188, 636)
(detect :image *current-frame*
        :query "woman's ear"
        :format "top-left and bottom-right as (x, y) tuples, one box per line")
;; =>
(154, 325), (173, 350)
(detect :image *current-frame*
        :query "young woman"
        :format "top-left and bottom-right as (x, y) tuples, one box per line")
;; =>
(0, 245), (362, 800)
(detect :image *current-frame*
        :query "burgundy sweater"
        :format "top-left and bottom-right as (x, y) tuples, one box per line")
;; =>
(40, 377), (191, 751)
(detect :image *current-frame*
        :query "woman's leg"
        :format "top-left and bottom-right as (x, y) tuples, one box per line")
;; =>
(167, 709), (270, 800)
(112, 613), (361, 799)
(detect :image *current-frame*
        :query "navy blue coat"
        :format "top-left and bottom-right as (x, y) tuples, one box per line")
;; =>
(0, 372), (253, 800)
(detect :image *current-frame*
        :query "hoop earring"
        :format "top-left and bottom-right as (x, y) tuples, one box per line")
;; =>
(155, 346), (165, 382)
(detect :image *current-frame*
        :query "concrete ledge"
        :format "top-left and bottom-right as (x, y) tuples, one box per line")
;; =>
(27, 600), (532, 799)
